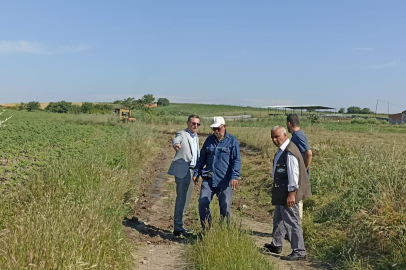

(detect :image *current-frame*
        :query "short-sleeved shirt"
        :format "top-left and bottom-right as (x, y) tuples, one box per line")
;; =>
(291, 129), (311, 175)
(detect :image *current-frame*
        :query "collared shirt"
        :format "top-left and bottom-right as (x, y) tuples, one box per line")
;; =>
(194, 131), (241, 187)
(291, 129), (311, 175)
(185, 128), (198, 167)
(273, 139), (299, 192)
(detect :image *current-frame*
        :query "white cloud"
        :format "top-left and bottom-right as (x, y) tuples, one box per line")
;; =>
(351, 47), (374, 51)
(0, 40), (90, 54)
(364, 60), (398, 69)
(0, 41), (45, 53)
(57, 44), (91, 53)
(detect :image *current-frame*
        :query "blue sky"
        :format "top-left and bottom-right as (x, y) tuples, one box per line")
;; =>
(1, 0), (405, 112)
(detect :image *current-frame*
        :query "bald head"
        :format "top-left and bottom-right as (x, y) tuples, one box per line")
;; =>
(271, 125), (288, 147)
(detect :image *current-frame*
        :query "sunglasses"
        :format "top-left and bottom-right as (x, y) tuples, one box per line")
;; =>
(212, 125), (223, 131)
(189, 121), (201, 126)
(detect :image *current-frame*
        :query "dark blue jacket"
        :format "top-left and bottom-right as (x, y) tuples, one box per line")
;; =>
(194, 131), (241, 187)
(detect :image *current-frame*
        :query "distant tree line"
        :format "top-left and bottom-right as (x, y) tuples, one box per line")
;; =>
(16, 101), (113, 114)
(15, 95), (169, 114)
(346, 106), (373, 114)
(45, 101), (113, 114)
(114, 94), (170, 111)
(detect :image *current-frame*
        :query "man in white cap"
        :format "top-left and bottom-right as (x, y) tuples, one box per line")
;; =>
(193, 116), (241, 229)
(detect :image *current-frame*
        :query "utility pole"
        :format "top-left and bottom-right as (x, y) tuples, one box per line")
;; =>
(375, 99), (378, 118)
(388, 101), (390, 118)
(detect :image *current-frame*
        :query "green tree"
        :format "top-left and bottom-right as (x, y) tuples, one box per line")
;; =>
(18, 102), (26, 111)
(121, 97), (135, 111)
(113, 100), (122, 104)
(93, 103), (113, 113)
(338, 108), (345, 113)
(360, 108), (372, 114)
(45, 101), (72, 113)
(347, 106), (361, 114)
(141, 94), (155, 104)
(81, 102), (94, 113)
(157, 98), (170, 106)
(69, 105), (82, 114)
(26, 101), (40, 112)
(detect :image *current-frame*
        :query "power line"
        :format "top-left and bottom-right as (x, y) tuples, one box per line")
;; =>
(377, 99), (406, 108)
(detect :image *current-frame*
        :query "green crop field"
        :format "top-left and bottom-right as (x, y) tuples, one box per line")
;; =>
(1, 104), (405, 270)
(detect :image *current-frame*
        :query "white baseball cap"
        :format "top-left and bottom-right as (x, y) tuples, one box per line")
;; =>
(210, 116), (226, 128)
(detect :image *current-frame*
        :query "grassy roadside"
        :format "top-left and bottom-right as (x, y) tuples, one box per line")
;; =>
(188, 207), (274, 270)
(228, 126), (406, 270)
(0, 112), (163, 269)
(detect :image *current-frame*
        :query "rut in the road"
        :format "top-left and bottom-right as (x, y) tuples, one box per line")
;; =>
(124, 141), (195, 270)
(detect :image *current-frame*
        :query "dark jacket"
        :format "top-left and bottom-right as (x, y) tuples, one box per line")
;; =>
(272, 141), (311, 205)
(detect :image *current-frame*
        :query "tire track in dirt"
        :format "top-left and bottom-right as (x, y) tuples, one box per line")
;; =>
(123, 138), (193, 270)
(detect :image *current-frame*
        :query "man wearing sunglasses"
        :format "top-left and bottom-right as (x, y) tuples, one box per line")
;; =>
(193, 116), (241, 230)
(168, 114), (201, 237)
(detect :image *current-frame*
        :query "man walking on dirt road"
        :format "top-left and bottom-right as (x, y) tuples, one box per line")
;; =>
(264, 126), (311, 261)
(193, 116), (241, 230)
(168, 114), (201, 237)
(287, 113), (312, 220)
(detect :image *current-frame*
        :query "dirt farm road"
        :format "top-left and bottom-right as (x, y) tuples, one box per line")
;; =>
(124, 137), (329, 270)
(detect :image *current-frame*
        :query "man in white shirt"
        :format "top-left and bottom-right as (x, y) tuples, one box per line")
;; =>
(167, 114), (200, 237)
(263, 126), (311, 261)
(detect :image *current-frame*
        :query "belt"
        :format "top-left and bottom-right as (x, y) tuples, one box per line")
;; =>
(189, 166), (195, 170)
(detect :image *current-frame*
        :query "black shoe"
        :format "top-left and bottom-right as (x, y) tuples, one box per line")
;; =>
(263, 243), (282, 254)
(280, 253), (306, 261)
(173, 229), (192, 237)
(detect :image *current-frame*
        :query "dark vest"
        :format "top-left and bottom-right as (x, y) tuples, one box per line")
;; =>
(272, 142), (312, 206)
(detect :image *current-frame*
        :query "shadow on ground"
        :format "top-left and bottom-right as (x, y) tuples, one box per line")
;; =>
(123, 216), (193, 244)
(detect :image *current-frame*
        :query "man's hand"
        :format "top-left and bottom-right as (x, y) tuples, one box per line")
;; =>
(231, 179), (238, 189)
(173, 143), (181, 151)
(193, 176), (199, 185)
(287, 191), (296, 208)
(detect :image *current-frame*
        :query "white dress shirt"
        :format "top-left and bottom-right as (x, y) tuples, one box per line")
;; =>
(272, 139), (299, 192)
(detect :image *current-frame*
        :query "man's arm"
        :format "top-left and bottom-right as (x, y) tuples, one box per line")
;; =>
(172, 131), (184, 151)
(193, 139), (207, 184)
(230, 138), (241, 189)
(286, 153), (299, 207)
(304, 149), (312, 170)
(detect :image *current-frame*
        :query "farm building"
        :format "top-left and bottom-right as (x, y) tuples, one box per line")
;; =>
(145, 103), (158, 108)
(388, 110), (406, 124)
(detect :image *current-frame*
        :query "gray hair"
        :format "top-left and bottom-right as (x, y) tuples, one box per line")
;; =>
(271, 125), (287, 134)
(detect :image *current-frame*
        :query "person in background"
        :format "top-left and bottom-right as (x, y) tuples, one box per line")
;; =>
(193, 116), (241, 230)
(287, 113), (312, 220)
(167, 114), (200, 237)
(264, 126), (311, 261)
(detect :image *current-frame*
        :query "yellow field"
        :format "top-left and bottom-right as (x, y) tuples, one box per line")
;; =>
(0, 102), (83, 109)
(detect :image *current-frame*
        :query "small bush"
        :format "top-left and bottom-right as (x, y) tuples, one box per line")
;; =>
(26, 101), (40, 112)
(157, 98), (170, 106)
(45, 101), (72, 113)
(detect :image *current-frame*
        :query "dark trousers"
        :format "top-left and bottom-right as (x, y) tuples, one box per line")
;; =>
(198, 179), (233, 229)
